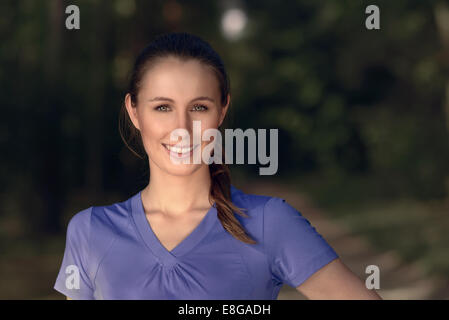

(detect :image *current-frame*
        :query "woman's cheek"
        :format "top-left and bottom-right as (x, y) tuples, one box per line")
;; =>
(141, 118), (165, 137)
(200, 114), (220, 129)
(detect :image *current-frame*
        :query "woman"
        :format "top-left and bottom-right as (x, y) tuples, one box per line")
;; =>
(54, 32), (382, 300)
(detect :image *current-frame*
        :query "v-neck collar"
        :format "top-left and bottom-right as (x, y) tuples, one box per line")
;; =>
(131, 190), (218, 268)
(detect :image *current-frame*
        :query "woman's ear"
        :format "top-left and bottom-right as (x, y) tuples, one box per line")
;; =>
(124, 93), (141, 131)
(219, 93), (231, 127)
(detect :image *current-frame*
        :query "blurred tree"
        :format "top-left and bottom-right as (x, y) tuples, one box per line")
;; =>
(224, 0), (449, 199)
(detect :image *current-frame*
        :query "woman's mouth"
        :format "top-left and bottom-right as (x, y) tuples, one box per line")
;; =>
(162, 143), (200, 159)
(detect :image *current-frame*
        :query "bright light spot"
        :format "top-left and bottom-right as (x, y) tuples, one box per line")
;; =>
(221, 8), (247, 40)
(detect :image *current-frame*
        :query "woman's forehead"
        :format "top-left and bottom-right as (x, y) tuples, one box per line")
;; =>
(139, 57), (221, 99)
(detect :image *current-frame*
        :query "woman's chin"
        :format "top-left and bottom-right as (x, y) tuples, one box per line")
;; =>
(163, 162), (204, 177)
(147, 147), (208, 176)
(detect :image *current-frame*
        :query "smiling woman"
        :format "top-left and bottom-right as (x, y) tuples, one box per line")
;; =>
(53, 32), (381, 300)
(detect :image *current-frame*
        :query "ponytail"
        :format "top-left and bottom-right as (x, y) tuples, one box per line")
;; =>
(209, 161), (257, 244)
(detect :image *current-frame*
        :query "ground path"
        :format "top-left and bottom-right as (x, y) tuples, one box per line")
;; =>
(239, 180), (448, 300)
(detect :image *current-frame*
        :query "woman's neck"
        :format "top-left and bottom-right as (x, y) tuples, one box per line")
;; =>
(142, 165), (212, 217)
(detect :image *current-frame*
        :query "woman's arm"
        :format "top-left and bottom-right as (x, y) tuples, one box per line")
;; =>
(296, 258), (382, 299)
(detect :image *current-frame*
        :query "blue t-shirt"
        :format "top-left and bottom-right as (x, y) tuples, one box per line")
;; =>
(54, 184), (339, 299)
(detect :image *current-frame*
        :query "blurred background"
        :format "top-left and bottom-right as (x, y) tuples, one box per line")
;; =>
(1, 0), (448, 299)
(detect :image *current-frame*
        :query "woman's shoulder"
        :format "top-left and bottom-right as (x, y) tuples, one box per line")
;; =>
(66, 193), (137, 241)
(230, 184), (271, 216)
(91, 195), (134, 220)
(230, 184), (303, 223)
(65, 206), (93, 240)
(231, 183), (291, 204)
(89, 194), (139, 239)
(230, 184), (294, 219)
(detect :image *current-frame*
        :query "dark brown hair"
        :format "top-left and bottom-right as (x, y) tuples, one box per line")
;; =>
(118, 32), (256, 245)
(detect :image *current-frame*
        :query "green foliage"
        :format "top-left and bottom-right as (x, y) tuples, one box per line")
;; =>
(224, 0), (449, 199)
(0, 0), (448, 239)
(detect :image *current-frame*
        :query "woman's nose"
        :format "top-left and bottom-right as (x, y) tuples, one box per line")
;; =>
(172, 111), (193, 139)
(177, 111), (192, 129)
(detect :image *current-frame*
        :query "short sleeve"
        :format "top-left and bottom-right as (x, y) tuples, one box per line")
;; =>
(53, 207), (95, 299)
(263, 197), (339, 288)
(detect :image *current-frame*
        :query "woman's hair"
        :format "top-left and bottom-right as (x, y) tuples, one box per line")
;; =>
(119, 32), (257, 245)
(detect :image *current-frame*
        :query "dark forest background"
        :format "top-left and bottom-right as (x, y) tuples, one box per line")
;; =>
(1, 0), (449, 299)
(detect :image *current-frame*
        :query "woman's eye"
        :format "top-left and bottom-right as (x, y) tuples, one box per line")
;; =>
(192, 104), (208, 111)
(155, 105), (170, 112)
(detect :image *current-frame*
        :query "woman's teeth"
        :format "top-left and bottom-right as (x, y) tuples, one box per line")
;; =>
(164, 144), (194, 154)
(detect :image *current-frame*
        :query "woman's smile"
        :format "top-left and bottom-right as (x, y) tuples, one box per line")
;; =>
(162, 143), (200, 159)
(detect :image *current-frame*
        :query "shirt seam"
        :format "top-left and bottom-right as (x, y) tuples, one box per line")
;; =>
(286, 246), (338, 288)
(90, 206), (131, 294)
(61, 207), (95, 299)
(228, 225), (256, 298)
(262, 197), (277, 274)
(262, 196), (282, 299)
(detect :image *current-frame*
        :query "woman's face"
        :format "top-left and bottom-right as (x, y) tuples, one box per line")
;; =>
(125, 56), (229, 176)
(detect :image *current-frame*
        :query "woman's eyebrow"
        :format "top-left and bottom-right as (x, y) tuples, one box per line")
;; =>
(147, 96), (215, 103)
(190, 96), (215, 103)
